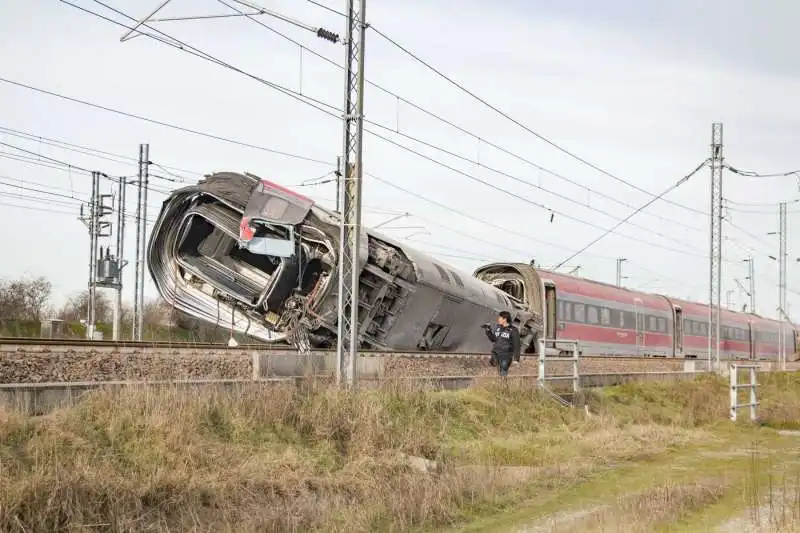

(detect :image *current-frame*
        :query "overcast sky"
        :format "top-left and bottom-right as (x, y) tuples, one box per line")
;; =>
(0, 0), (797, 319)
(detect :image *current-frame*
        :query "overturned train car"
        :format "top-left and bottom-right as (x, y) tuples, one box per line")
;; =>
(147, 172), (543, 352)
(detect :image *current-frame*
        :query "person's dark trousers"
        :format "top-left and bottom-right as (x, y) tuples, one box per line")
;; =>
(497, 357), (511, 377)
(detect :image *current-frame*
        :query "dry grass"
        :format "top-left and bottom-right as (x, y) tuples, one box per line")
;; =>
(0, 375), (797, 532)
(522, 480), (727, 532)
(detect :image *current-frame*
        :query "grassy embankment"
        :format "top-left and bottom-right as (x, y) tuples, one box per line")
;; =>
(0, 373), (798, 532)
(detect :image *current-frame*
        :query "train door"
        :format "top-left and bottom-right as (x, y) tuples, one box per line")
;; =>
(544, 282), (557, 347)
(674, 306), (684, 357)
(634, 298), (644, 356)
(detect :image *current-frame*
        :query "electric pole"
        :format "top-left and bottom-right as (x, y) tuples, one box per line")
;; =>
(778, 201), (787, 370)
(112, 176), (127, 340)
(726, 290), (734, 310)
(79, 171), (115, 340)
(708, 122), (723, 371)
(336, 0), (367, 387)
(616, 257), (627, 288)
(132, 143), (150, 341)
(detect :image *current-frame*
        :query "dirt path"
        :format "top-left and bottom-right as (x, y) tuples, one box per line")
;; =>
(452, 429), (800, 533)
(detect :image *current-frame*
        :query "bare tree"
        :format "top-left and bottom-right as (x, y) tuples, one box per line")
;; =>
(60, 290), (112, 323)
(142, 299), (173, 327)
(0, 277), (52, 320)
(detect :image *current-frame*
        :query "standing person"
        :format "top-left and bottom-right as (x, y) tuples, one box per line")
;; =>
(482, 311), (521, 377)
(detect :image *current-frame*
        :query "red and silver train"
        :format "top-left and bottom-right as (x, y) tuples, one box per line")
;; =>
(475, 263), (798, 361)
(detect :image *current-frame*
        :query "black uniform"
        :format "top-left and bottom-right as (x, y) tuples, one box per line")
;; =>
(485, 323), (521, 363)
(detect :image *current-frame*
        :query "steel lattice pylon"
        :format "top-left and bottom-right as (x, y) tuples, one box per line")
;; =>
(708, 123), (723, 370)
(336, 0), (367, 387)
(778, 201), (787, 370)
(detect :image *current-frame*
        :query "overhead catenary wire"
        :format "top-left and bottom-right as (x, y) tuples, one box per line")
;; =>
(4, 5), (768, 296)
(724, 218), (777, 253)
(0, 125), (204, 178)
(0, 78), (331, 167)
(554, 159), (709, 269)
(367, 128), (711, 259)
(61, 0), (709, 253)
(217, 0), (703, 233)
(725, 163), (800, 179)
(364, 21), (708, 217)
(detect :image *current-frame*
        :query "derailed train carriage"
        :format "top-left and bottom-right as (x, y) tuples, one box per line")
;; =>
(147, 172), (544, 353)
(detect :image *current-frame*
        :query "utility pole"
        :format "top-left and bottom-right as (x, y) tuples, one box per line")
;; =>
(132, 144), (150, 341)
(726, 290), (734, 310)
(778, 201), (787, 370)
(616, 257), (627, 288)
(708, 123), (723, 371)
(336, 0), (367, 387)
(112, 176), (127, 340)
(79, 171), (114, 340)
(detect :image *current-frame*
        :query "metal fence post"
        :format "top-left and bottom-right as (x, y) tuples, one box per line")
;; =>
(572, 341), (579, 393)
(538, 337), (546, 387)
(730, 364), (737, 422)
(749, 366), (757, 422)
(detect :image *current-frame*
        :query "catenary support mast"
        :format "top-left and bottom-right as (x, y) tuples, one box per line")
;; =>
(778, 201), (787, 370)
(132, 143), (150, 341)
(708, 123), (723, 370)
(335, 0), (367, 387)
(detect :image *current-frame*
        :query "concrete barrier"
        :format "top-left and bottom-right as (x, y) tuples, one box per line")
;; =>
(251, 352), (385, 379)
(0, 370), (721, 415)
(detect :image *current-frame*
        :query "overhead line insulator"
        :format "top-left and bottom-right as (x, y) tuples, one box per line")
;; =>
(317, 27), (339, 43)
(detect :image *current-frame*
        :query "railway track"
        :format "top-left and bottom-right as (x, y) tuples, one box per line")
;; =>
(1, 336), (794, 386)
(0, 336), (761, 360)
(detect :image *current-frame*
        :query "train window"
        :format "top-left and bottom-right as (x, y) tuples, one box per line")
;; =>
(564, 302), (572, 321)
(557, 301), (563, 320)
(648, 316), (657, 332)
(601, 307), (611, 326)
(574, 303), (585, 323)
(449, 270), (465, 288)
(619, 310), (625, 328)
(657, 317), (666, 333)
(587, 306), (599, 324)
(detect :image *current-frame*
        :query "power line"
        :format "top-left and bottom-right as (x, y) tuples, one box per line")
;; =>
(57, 2), (710, 254)
(368, 128), (710, 258)
(0, 125), (203, 178)
(79, 0), (341, 116)
(222, 0), (703, 233)
(0, 140), (93, 173)
(367, 24), (708, 217)
(19, 7), (755, 272)
(554, 159), (709, 269)
(724, 218), (776, 253)
(82, 0), (707, 247)
(0, 78), (331, 167)
(366, 124), (705, 245)
(726, 163), (800, 179)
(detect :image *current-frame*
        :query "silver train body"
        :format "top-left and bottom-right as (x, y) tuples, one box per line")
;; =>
(147, 172), (543, 351)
